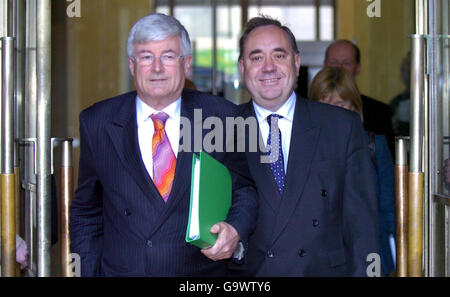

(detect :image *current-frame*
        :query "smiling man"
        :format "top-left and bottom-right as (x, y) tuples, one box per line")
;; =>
(237, 16), (379, 276)
(69, 13), (257, 277)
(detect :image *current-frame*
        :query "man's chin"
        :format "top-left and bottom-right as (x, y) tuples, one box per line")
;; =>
(144, 90), (169, 99)
(259, 91), (284, 103)
(253, 96), (287, 111)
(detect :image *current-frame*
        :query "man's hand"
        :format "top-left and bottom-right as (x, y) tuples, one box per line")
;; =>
(201, 222), (240, 261)
(16, 235), (28, 270)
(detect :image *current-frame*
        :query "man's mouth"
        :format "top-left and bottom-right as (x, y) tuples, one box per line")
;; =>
(260, 77), (281, 84)
(148, 78), (168, 84)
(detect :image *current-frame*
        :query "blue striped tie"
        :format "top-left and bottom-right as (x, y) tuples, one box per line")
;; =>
(266, 114), (285, 196)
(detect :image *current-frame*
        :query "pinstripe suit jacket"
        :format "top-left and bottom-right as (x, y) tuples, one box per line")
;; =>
(69, 89), (257, 277)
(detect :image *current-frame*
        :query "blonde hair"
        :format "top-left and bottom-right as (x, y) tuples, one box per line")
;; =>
(309, 67), (363, 119)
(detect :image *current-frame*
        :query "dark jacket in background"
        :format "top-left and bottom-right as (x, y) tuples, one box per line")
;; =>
(361, 94), (395, 156)
(367, 132), (396, 276)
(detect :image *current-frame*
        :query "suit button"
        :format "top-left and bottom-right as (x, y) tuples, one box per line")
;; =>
(299, 249), (306, 257)
(321, 189), (327, 197)
(312, 219), (319, 227)
(146, 240), (153, 247)
(124, 208), (131, 216)
(266, 250), (274, 258)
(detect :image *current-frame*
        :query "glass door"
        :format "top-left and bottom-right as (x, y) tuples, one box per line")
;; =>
(427, 0), (449, 277)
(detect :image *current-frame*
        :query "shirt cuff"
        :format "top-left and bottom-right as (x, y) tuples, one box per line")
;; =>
(231, 241), (245, 264)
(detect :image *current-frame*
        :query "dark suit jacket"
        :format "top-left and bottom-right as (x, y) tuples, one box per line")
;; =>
(361, 94), (394, 155)
(237, 96), (379, 276)
(69, 89), (257, 277)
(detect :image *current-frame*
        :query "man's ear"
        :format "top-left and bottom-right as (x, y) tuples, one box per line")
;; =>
(355, 63), (361, 76)
(295, 53), (301, 76)
(184, 54), (193, 76)
(238, 59), (244, 76)
(128, 58), (135, 77)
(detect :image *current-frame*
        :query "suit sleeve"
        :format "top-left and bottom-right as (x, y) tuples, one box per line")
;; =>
(221, 118), (258, 243)
(69, 112), (104, 276)
(343, 114), (380, 276)
(223, 151), (258, 242)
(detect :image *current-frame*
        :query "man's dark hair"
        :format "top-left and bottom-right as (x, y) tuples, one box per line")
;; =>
(238, 15), (299, 60)
(325, 40), (361, 64)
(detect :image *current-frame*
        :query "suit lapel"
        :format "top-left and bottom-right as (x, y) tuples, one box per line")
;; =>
(105, 93), (163, 210)
(242, 103), (281, 213)
(271, 97), (320, 245)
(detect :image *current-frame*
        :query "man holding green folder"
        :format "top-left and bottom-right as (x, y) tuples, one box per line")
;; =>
(69, 13), (257, 277)
(237, 16), (379, 276)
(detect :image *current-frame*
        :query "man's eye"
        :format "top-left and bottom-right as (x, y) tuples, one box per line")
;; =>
(163, 54), (175, 60)
(250, 56), (263, 62)
(141, 54), (153, 60)
(274, 53), (286, 60)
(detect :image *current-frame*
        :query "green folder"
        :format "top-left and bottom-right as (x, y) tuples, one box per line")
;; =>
(185, 151), (232, 249)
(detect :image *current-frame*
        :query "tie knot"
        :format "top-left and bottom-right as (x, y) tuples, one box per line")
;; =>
(266, 114), (283, 127)
(151, 112), (169, 130)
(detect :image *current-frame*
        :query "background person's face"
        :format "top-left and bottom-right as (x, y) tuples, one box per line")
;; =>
(128, 35), (192, 108)
(324, 42), (361, 77)
(239, 25), (301, 111)
(320, 91), (356, 112)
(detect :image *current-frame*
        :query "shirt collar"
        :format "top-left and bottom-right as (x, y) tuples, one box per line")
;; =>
(252, 91), (296, 124)
(136, 96), (181, 126)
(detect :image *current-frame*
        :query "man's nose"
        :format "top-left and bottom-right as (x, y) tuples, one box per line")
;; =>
(262, 57), (276, 72)
(151, 56), (164, 72)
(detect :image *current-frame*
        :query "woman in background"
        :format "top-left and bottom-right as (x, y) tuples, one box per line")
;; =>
(309, 67), (396, 276)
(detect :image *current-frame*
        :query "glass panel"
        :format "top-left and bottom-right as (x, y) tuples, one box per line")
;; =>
(248, 5), (316, 41)
(431, 0), (450, 277)
(216, 5), (242, 103)
(437, 0), (449, 196)
(440, 0), (450, 277)
(175, 5), (213, 93)
(155, 5), (169, 15)
(156, 4), (242, 102)
(319, 5), (333, 41)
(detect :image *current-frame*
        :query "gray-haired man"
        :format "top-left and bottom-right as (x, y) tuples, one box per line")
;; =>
(69, 13), (257, 277)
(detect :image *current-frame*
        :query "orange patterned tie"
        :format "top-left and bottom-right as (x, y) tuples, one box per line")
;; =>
(151, 112), (176, 202)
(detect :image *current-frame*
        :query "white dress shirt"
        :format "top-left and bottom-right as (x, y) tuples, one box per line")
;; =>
(252, 92), (296, 173)
(136, 96), (181, 179)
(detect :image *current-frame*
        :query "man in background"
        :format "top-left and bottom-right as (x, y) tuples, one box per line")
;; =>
(324, 40), (395, 155)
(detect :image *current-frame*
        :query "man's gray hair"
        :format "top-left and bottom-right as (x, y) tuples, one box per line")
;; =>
(127, 13), (192, 59)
